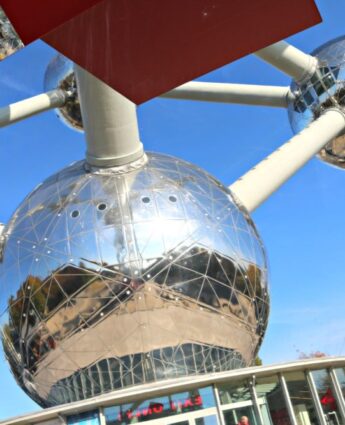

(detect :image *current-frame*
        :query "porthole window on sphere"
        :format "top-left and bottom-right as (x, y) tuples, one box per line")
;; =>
(71, 210), (79, 218)
(97, 203), (107, 211)
(169, 195), (177, 203)
(142, 196), (150, 204)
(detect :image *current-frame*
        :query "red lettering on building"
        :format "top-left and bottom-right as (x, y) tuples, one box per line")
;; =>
(117, 394), (203, 422)
(183, 399), (194, 408)
(194, 395), (203, 406)
(152, 404), (164, 414)
(141, 407), (152, 416)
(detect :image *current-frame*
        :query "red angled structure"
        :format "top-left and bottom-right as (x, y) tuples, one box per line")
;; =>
(2, 0), (321, 103)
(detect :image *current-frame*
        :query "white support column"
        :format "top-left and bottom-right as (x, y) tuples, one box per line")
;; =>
(329, 368), (345, 425)
(0, 89), (66, 128)
(213, 385), (226, 425)
(306, 370), (327, 425)
(249, 376), (265, 425)
(279, 374), (298, 425)
(74, 65), (144, 167)
(161, 82), (293, 108)
(255, 41), (317, 82)
(230, 108), (345, 213)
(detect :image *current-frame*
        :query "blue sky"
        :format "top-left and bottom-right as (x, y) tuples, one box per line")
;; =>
(0, 0), (345, 419)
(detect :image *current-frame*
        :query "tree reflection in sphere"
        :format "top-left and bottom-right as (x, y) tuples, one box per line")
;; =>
(0, 152), (269, 406)
(44, 54), (83, 131)
(0, 7), (23, 60)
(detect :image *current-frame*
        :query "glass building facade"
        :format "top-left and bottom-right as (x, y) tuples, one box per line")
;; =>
(3, 358), (345, 425)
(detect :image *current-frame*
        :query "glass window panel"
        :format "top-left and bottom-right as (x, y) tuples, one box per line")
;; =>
(256, 375), (291, 425)
(284, 371), (319, 425)
(218, 379), (252, 404)
(67, 410), (100, 425)
(169, 422), (189, 425)
(196, 414), (219, 425)
(223, 406), (259, 425)
(334, 368), (345, 402)
(311, 369), (344, 425)
(104, 386), (215, 424)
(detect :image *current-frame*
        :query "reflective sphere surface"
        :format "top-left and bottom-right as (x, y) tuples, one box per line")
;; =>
(44, 54), (83, 131)
(0, 7), (23, 60)
(0, 153), (269, 406)
(287, 36), (345, 169)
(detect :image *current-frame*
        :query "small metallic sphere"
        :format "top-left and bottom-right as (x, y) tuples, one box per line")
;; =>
(287, 36), (345, 169)
(44, 54), (83, 131)
(0, 153), (269, 406)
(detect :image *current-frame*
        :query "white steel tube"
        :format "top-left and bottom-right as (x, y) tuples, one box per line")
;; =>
(230, 109), (345, 213)
(0, 89), (66, 127)
(255, 41), (317, 82)
(161, 81), (292, 108)
(74, 65), (144, 167)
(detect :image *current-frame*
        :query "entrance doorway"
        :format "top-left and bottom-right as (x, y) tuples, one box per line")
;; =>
(221, 398), (271, 425)
(223, 404), (259, 425)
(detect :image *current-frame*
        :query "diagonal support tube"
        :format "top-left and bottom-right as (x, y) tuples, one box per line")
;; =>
(161, 82), (293, 108)
(0, 89), (66, 127)
(74, 65), (144, 167)
(255, 41), (318, 82)
(230, 109), (345, 213)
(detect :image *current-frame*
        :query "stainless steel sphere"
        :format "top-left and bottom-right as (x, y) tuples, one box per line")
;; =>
(44, 54), (83, 131)
(0, 153), (269, 406)
(287, 36), (345, 169)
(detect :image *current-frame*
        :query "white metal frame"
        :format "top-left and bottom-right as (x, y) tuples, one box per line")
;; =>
(74, 65), (144, 167)
(149, 407), (219, 425)
(329, 368), (345, 425)
(0, 89), (66, 128)
(3, 357), (345, 425)
(100, 406), (219, 425)
(218, 396), (267, 411)
(218, 396), (268, 425)
(161, 82), (292, 107)
(213, 386), (226, 425)
(306, 370), (328, 425)
(279, 374), (298, 425)
(255, 40), (318, 82)
(230, 108), (345, 212)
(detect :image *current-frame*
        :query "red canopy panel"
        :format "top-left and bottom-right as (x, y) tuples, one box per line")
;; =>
(2, 0), (321, 104)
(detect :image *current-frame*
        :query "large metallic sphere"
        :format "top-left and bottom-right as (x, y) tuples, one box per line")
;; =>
(287, 36), (345, 169)
(44, 55), (83, 131)
(0, 153), (269, 406)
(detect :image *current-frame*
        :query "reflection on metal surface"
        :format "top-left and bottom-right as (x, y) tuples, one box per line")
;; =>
(0, 152), (269, 406)
(0, 7), (23, 61)
(51, 343), (243, 404)
(44, 55), (83, 131)
(287, 36), (345, 169)
(0, 222), (5, 261)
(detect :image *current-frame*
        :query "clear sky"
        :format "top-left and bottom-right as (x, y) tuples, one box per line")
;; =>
(0, 0), (345, 419)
